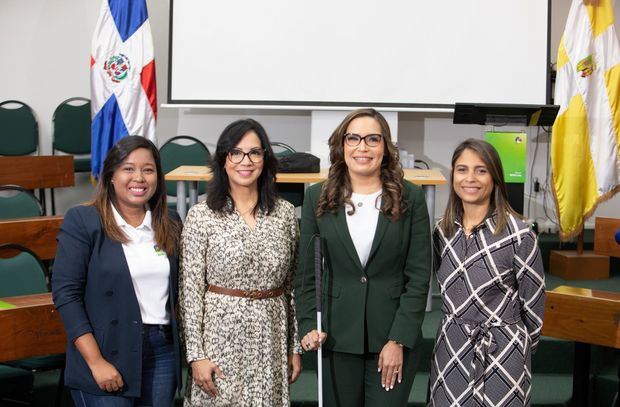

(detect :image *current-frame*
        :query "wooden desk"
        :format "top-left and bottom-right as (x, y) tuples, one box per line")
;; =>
(166, 165), (447, 312)
(0, 156), (75, 215)
(0, 216), (63, 260)
(0, 156), (74, 190)
(594, 217), (620, 258)
(166, 166), (446, 185)
(0, 293), (66, 362)
(543, 285), (620, 348)
(543, 286), (620, 406)
(165, 165), (446, 220)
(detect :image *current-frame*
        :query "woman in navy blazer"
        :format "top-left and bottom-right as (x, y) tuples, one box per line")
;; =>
(52, 136), (182, 407)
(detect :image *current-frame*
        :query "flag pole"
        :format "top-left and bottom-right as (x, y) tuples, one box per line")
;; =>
(577, 229), (584, 256)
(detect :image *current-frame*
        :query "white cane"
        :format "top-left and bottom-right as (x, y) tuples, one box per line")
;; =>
(313, 236), (323, 407)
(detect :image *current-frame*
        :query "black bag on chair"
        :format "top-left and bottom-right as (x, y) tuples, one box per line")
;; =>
(278, 152), (320, 173)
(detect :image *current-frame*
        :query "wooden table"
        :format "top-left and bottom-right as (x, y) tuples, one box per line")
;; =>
(0, 156), (75, 215)
(165, 166), (446, 220)
(543, 285), (620, 406)
(166, 166), (447, 312)
(0, 293), (66, 362)
(0, 216), (63, 260)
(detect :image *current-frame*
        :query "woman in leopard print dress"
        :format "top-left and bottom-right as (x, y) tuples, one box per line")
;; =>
(179, 119), (302, 406)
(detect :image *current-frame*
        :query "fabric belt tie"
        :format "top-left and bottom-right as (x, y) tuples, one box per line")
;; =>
(448, 315), (517, 403)
(207, 284), (284, 300)
(468, 324), (497, 384)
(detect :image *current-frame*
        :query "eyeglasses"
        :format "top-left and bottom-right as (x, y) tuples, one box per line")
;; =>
(344, 133), (383, 147)
(227, 148), (265, 164)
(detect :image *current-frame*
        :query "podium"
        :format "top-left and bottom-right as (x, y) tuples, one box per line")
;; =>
(549, 217), (618, 280)
(543, 286), (620, 406)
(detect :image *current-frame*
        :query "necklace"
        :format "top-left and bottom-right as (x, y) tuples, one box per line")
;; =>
(236, 201), (257, 216)
(351, 190), (382, 211)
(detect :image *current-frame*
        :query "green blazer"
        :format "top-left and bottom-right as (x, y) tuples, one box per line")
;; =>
(295, 181), (432, 354)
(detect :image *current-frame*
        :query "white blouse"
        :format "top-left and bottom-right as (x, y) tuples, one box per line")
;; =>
(346, 189), (382, 267)
(112, 205), (170, 324)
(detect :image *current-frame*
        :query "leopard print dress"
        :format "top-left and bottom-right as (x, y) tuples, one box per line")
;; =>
(179, 199), (302, 406)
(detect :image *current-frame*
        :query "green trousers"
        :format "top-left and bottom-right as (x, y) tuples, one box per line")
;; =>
(321, 346), (420, 407)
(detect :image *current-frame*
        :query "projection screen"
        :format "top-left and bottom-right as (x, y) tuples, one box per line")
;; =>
(169, 0), (550, 109)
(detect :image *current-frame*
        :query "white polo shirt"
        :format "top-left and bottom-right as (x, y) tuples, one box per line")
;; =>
(346, 189), (382, 267)
(112, 205), (171, 324)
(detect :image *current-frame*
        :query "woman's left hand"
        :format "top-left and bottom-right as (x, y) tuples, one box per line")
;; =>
(378, 340), (403, 391)
(288, 354), (302, 384)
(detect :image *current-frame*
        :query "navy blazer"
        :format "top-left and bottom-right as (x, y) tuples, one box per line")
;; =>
(52, 204), (182, 397)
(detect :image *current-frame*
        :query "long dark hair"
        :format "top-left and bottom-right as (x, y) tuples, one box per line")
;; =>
(316, 108), (406, 221)
(92, 136), (180, 256)
(206, 119), (278, 215)
(439, 138), (521, 237)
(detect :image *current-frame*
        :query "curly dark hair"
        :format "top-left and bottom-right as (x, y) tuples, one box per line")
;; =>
(316, 108), (406, 221)
(206, 119), (278, 216)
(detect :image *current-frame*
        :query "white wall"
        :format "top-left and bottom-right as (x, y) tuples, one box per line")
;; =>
(1, 0), (618, 229)
(170, 1), (549, 106)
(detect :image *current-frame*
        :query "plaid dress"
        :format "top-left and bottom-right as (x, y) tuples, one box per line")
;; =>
(429, 213), (545, 406)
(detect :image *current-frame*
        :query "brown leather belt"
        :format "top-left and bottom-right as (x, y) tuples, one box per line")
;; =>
(207, 284), (284, 300)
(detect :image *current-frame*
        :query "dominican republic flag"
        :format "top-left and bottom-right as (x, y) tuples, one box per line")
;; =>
(90, 0), (157, 179)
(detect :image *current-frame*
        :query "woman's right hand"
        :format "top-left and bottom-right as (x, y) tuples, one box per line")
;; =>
(73, 333), (123, 393)
(301, 330), (328, 352)
(90, 358), (124, 392)
(191, 358), (224, 397)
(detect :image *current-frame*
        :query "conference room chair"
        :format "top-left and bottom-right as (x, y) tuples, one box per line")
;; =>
(0, 244), (65, 407)
(0, 100), (39, 156)
(271, 141), (304, 208)
(0, 185), (43, 220)
(160, 135), (210, 209)
(0, 365), (34, 406)
(0, 243), (50, 297)
(51, 97), (92, 214)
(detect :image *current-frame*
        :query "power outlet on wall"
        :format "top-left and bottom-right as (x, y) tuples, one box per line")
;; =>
(537, 219), (558, 234)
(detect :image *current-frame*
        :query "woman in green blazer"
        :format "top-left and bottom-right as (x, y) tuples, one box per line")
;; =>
(296, 108), (432, 406)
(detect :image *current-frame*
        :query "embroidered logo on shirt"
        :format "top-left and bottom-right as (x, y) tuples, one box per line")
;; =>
(153, 245), (165, 256)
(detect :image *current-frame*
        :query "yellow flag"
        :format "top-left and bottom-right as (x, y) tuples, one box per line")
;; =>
(552, 0), (620, 240)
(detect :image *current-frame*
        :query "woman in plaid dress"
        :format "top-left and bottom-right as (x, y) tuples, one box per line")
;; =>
(429, 139), (545, 406)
